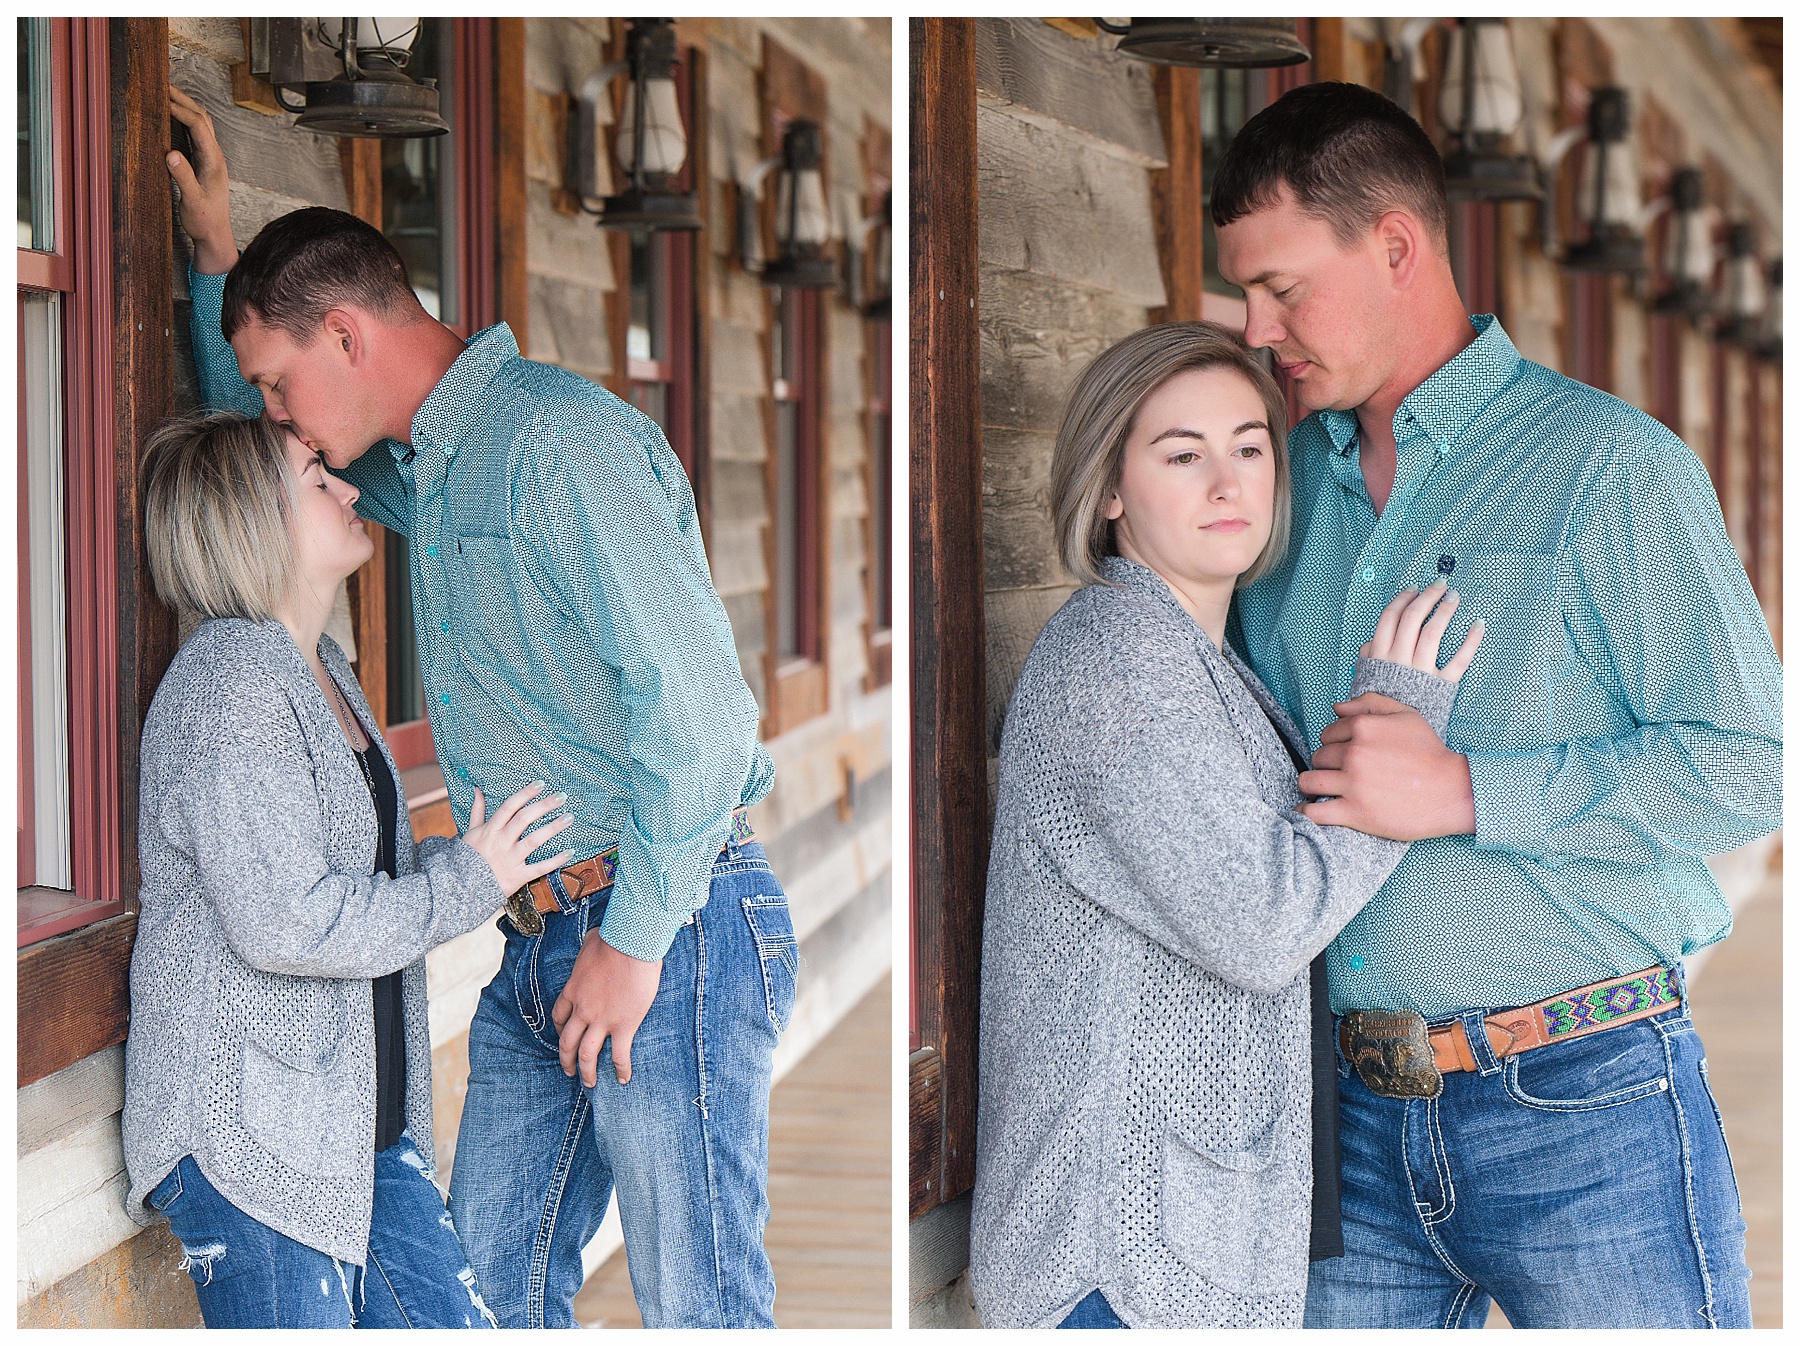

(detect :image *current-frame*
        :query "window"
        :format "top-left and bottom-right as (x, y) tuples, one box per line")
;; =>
(381, 19), (456, 324)
(864, 317), (893, 687)
(17, 17), (122, 945)
(626, 228), (697, 477)
(764, 285), (827, 734)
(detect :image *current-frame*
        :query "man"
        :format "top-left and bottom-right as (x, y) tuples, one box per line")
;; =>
(1214, 82), (1780, 1329)
(168, 89), (792, 1328)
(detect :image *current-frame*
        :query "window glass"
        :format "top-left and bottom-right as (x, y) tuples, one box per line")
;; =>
(21, 290), (70, 889)
(627, 232), (667, 365)
(385, 529), (426, 727)
(381, 20), (452, 320)
(18, 17), (54, 251)
(870, 318), (892, 633)
(772, 289), (802, 659)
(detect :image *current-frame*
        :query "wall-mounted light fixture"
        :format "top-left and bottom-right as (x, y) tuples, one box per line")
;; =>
(1715, 222), (1766, 345)
(1757, 258), (1780, 362)
(846, 189), (891, 318)
(568, 19), (701, 232)
(1438, 19), (1539, 202)
(757, 119), (836, 289)
(248, 17), (446, 138)
(1649, 168), (1715, 319)
(1542, 86), (1644, 273)
(1092, 18), (1309, 68)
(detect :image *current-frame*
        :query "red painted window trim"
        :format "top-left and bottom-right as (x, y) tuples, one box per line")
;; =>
(18, 17), (123, 947)
(774, 287), (824, 667)
(386, 18), (496, 774)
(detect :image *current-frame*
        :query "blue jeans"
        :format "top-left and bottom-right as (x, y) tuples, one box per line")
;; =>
(447, 839), (796, 1328)
(1058, 1289), (1127, 1328)
(1305, 989), (1751, 1328)
(148, 1136), (495, 1328)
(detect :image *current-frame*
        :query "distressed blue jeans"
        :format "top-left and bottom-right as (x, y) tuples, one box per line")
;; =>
(447, 839), (797, 1328)
(1305, 982), (1751, 1329)
(148, 1135), (495, 1328)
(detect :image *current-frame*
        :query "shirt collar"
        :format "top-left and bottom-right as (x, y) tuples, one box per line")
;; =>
(409, 322), (520, 454)
(1317, 313), (1520, 458)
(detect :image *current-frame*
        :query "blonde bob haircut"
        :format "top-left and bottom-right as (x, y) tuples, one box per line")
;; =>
(1051, 321), (1292, 589)
(140, 410), (299, 622)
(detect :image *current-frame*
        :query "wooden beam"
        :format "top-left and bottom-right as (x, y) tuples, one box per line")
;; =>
(1149, 64), (1204, 324)
(19, 914), (136, 1086)
(910, 15), (987, 1216)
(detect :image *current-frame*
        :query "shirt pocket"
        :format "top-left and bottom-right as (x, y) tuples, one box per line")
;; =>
(1424, 550), (1559, 745)
(1160, 1113), (1308, 1298)
(450, 534), (533, 672)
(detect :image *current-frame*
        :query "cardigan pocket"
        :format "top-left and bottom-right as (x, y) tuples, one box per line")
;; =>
(240, 1029), (362, 1177)
(1160, 1115), (1308, 1298)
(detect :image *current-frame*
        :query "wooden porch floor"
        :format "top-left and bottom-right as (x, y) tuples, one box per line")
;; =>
(572, 974), (894, 1328)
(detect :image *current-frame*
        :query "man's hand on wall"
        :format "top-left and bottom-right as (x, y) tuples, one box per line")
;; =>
(169, 85), (240, 275)
(1297, 693), (1477, 841)
(552, 933), (664, 1087)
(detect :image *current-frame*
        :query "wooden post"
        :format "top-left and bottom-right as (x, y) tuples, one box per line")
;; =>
(1149, 65), (1204, 324)
(495, 17), (529, 351)
(909, 16), (987, 1218)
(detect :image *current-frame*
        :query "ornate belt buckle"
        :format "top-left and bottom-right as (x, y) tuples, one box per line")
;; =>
(1343, 1009), (1442, 1099)
(505, 886), (545, 937)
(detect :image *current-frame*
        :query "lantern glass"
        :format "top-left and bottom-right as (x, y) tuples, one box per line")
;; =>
(616, 75), (688, 178)
(1728, 253), (1766, 322)
(1438, 21), (1523, 138)
(318, 17), (420, 59)
(1663, 213), (1714, 289)
(775, 168), (830, 248)
(1577, 141), (1641, 230)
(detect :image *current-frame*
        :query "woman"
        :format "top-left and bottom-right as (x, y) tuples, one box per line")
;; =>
(122, 410), (577, 1328)
(969, 323), (1483, 1329)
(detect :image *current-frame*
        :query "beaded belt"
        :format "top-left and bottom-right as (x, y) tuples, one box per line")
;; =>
(1339, 966), (1679, 1099)
(503, 806), (755, 937)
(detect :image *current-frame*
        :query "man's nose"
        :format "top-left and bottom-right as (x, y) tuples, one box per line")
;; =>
(1242, 294), (1283, 350)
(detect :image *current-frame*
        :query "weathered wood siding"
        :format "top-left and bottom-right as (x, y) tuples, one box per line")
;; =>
(975, 18), (1166, 774)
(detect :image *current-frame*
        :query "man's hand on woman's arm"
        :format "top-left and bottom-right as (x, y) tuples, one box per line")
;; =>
(169, 86), (239, 275)
(1298, 581), (1482, 839)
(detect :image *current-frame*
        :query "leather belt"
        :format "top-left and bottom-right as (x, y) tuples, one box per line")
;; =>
(1339, 965), (1680, 1090)
(503, 806), (754, 937)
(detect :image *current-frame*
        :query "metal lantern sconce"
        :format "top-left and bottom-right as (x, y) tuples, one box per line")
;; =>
(847, 189), (892, 318)
(1757, 258), (1780, 362)
(1650, 168), (1716, 319)
(1091, 18), (1309, 68)
(757, 119), (837, 290)
(1715, 223), (1766, 345)
(1547, 86), (1645, 274)
(1438, 19), (1540, 203)
(248, 18), (447, 138)
(570, 19), (702, 232)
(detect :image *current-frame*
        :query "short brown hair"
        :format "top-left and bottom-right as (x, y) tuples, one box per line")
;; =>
(140, 411), (297, 621)
(1211, 81), (1448, 250)
(1051, 322), (1291, 589)
(221, 206), (419, 343)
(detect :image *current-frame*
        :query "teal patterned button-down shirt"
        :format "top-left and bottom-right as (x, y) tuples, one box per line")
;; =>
(1230, 314), (1782, 1018)
(190, 268), (774, 962)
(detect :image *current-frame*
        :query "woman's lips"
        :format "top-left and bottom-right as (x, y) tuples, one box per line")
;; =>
(1203, 518), (1251, 532)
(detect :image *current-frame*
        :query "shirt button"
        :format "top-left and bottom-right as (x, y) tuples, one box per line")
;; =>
(1349, 955), (1365, 971)
(441, 619), (450, 633)
(1361, 567), (1377, 583)
(457, 766), (470, 780)
(426, 544), (439, 558)
(440, 692), (451, 705)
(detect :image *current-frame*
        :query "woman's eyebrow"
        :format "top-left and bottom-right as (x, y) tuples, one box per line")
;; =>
(1148, 420), (1267, 445)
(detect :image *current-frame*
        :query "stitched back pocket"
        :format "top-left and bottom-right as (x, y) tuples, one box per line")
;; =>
(741, 893), (798, 1034)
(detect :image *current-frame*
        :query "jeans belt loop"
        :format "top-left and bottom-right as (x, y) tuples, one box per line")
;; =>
(1458, 1008), (1503, 1076)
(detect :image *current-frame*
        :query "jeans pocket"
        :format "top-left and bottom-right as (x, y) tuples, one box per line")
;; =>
(147, 1163), (185, 1214)
(741, 894), (798, 1034)
(1160, 1116), (1307, 1298)
(1502, 1023), (1672, 1112)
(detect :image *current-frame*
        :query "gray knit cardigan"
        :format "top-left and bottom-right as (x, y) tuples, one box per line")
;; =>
(970, 557), (1456, 1329)
(122, 618), (505, 1265)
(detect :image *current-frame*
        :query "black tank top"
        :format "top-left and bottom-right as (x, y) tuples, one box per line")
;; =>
(353, 740), (408, 1153)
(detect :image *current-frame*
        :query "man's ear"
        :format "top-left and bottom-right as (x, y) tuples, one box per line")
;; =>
(1376, 209), (1428, 291)
(320, 308), (364, 363)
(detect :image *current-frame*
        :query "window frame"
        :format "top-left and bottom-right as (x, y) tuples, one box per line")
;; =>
(17, 17), (124, 948)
